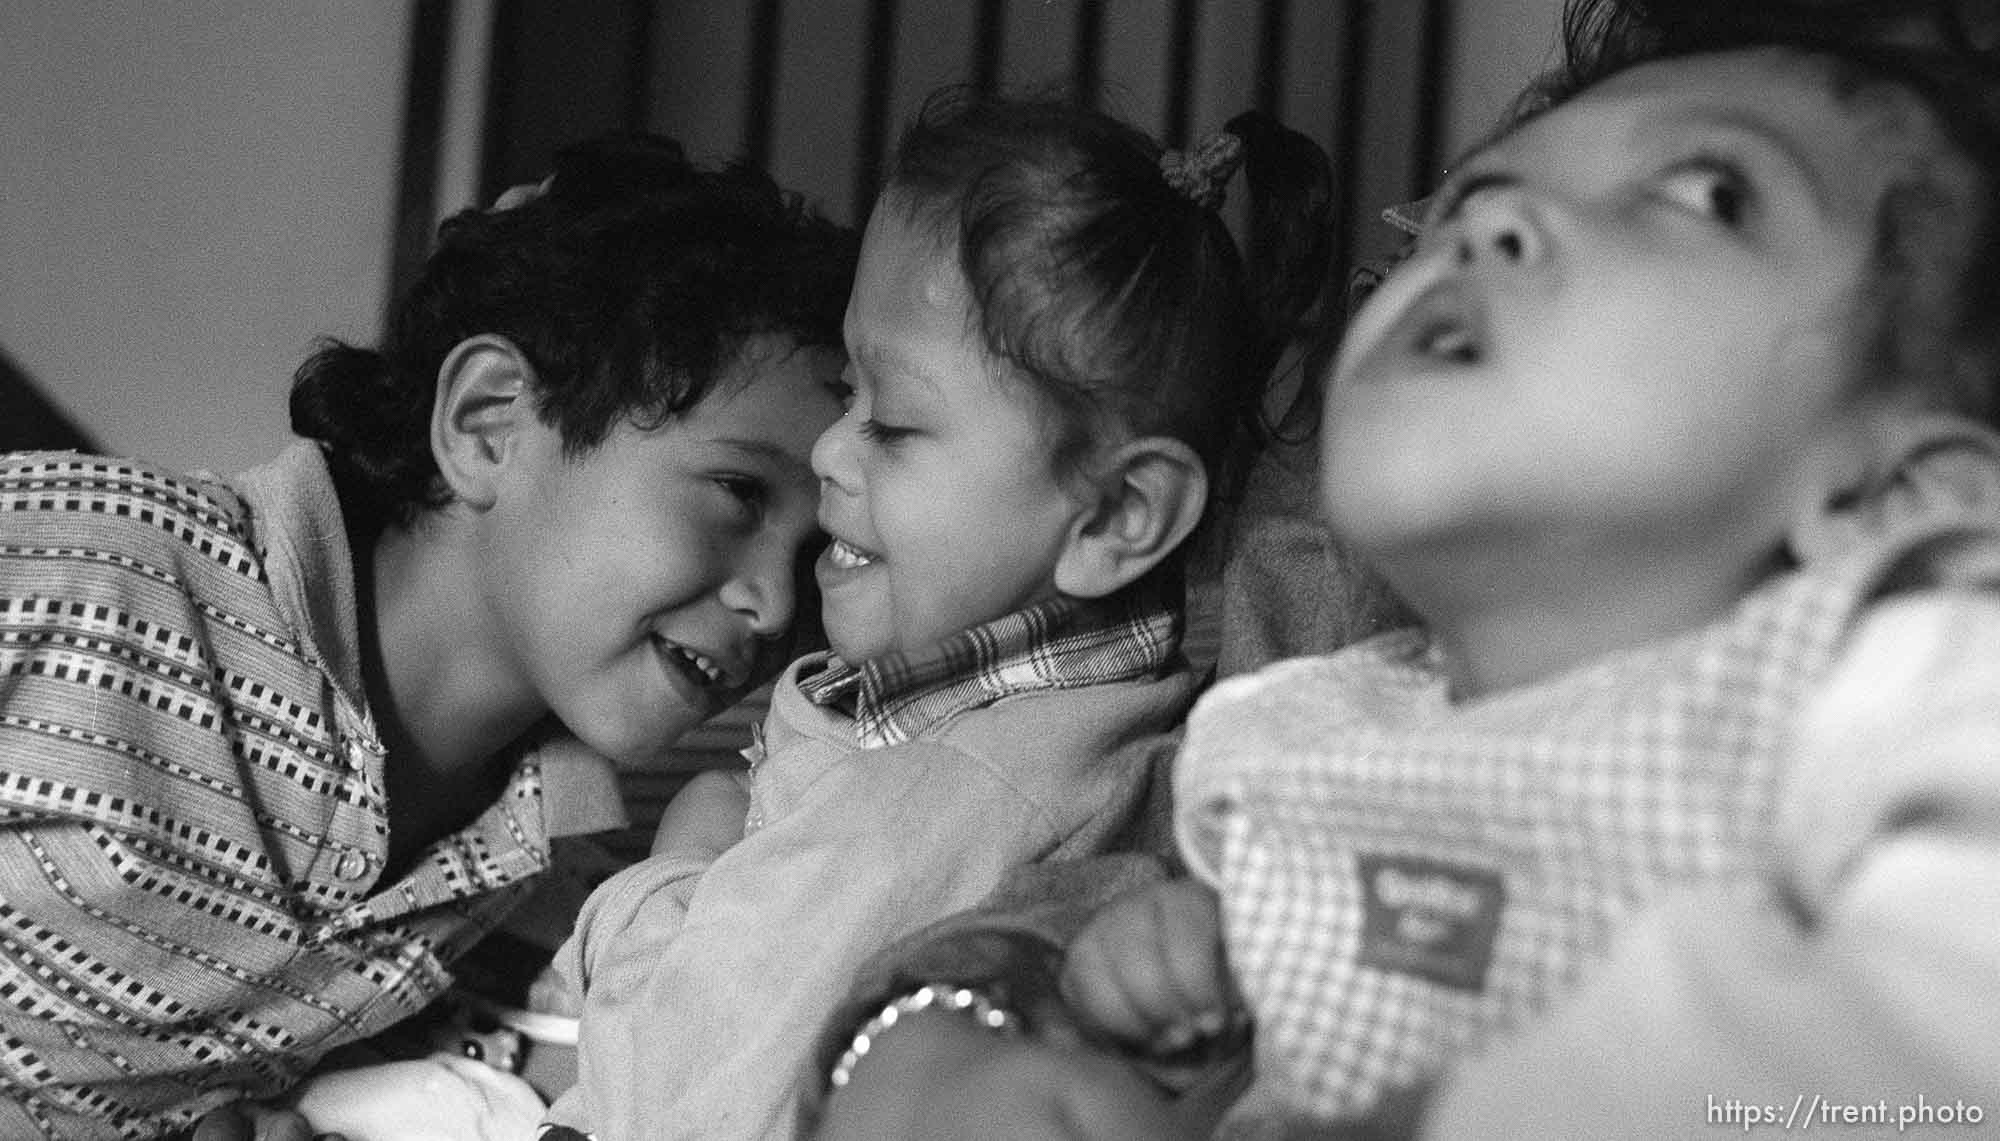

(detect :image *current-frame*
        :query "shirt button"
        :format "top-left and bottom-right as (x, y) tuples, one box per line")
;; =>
(334, 849), (371, 881)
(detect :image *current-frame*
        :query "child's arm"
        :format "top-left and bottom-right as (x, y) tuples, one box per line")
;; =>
(813, 1004), (1240, 1141)
(549, 740), (1164, 1140)
(1059, 878), (1243, 1057)
(526, 771), (746, 1020)
(805, 865), (1251, 1140)
(1418, 841), (2000, 1138)
(651, 768), (750, 860)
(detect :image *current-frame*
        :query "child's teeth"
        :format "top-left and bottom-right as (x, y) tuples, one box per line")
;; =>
(662, 641), (723, 686)
(830, 540), (874, 569)
(1422, 322), (1479, 362)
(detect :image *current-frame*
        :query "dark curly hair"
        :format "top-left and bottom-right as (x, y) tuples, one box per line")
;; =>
(1521, 0), (2000, 430)
(290, 132), (858, 530)
(882, 90), (1334, 549)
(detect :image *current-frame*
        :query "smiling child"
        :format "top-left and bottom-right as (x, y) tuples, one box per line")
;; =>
(538, 94), (1336, 1141)
(0, 133), (854, 1140)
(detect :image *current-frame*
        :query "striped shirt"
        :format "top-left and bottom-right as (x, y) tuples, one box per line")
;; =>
(0, 447), (554, 1140)
(794, 589), (1184, 748)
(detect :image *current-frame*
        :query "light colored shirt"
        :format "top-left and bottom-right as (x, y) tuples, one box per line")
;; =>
(0, 446), (588, 1139)
(1176, 535), (1880, 1129)
(1418, 536), (2000, 1138)
(545, 594), (1197, 1141)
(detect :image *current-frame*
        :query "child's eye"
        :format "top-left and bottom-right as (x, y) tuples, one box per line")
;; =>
(711, 474), (768, 520)
(857, 419), (913, 446)
(1653, 159), (1752, 228)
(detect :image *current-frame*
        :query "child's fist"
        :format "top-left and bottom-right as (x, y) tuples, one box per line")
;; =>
(1058, 879), (1243, 1056)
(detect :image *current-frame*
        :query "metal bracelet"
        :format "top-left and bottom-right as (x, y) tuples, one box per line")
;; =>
(827, 983), (1019, 1091)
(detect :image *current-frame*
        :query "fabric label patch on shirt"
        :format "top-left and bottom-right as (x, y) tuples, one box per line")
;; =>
(1354, 853), (1505, 992)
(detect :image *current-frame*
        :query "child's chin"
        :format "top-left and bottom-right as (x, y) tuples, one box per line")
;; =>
(821, 613), (887, 664)
(825, 633), (881, 663)
(578, 710), (709, 773)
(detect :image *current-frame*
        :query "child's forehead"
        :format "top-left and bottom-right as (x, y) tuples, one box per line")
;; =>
(862, 192), (976, 319)
(852, 194), (1017, 398)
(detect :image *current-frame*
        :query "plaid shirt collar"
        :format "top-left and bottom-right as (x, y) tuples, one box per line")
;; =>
(796, 587), (1183, 747)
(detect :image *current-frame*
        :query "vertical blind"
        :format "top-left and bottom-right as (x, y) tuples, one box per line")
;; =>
(398, 0), (1452, 309)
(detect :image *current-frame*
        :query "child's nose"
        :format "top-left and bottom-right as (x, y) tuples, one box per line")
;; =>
(809, 409), (859, 494)
(1454, 192), (1543, 269)
(722, 538), (798, 640)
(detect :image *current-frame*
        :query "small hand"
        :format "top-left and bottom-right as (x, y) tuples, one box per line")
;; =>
(1060, 879), (1243, 1056)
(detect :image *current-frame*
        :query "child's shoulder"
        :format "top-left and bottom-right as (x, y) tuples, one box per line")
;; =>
(1779, 522), (2000, 917)
(0, 448), (255, 549)
(1853, 519), (2000, 601)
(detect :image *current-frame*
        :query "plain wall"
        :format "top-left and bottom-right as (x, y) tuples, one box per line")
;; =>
(1445, 0), (1568, 159)
(0, 2), (409, 475)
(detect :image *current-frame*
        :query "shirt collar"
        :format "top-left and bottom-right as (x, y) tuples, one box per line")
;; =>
(798, 588), (1183, 747)
(227, 441), (367, 704)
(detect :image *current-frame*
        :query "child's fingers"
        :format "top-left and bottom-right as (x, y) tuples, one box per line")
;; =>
(1129, 882), (1239, 1053)
(1060, 880), (1235, 1047)
(1144, 881), (1234, 1014)
(1060, 929), (1165, 1043)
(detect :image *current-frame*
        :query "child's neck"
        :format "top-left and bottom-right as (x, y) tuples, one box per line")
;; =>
(362, 522), (542, 875)
(1398, 542), (1761, 702)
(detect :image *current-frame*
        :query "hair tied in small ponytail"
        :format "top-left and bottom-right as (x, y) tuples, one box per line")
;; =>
(1160, 130), (1246, 209)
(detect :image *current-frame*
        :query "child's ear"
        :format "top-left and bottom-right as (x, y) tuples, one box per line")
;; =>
(1789, 408), (2000, 565)
(1053, 438), (1209, 599)
(430, 335), (538, 512)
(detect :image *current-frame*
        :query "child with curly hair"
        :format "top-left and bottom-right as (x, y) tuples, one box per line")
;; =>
(0, 133), (855, 1140)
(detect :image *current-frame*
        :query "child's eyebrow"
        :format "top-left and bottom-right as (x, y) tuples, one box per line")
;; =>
(1646, 108), (1831, 214)
(852, 342), (949, 396)
(710, 437), (815, 478)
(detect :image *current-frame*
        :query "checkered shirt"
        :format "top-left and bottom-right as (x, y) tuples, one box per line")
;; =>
(794, 590), (1182, 748)
(0, 450), (550, 1140)
(1178, 557), (1877, 1126)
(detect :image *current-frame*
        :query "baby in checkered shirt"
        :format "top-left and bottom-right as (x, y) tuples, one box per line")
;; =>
(811, 1), (2000, 1138)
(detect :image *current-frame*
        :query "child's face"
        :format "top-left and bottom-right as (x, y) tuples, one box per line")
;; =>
(486, 333), (843, 767)
(811, 197), (1086, 663)
(1322, 48), (1970, 594)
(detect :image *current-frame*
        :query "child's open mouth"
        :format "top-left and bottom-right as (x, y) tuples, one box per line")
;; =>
(651, 636), (732, 694)
(826, 538), (877, 570)
(1404, 281), (1487, 366)
(1416, 317), (1481, 364)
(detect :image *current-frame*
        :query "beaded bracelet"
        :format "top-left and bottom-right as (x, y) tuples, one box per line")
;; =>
(827, 982), (1020, 1091)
